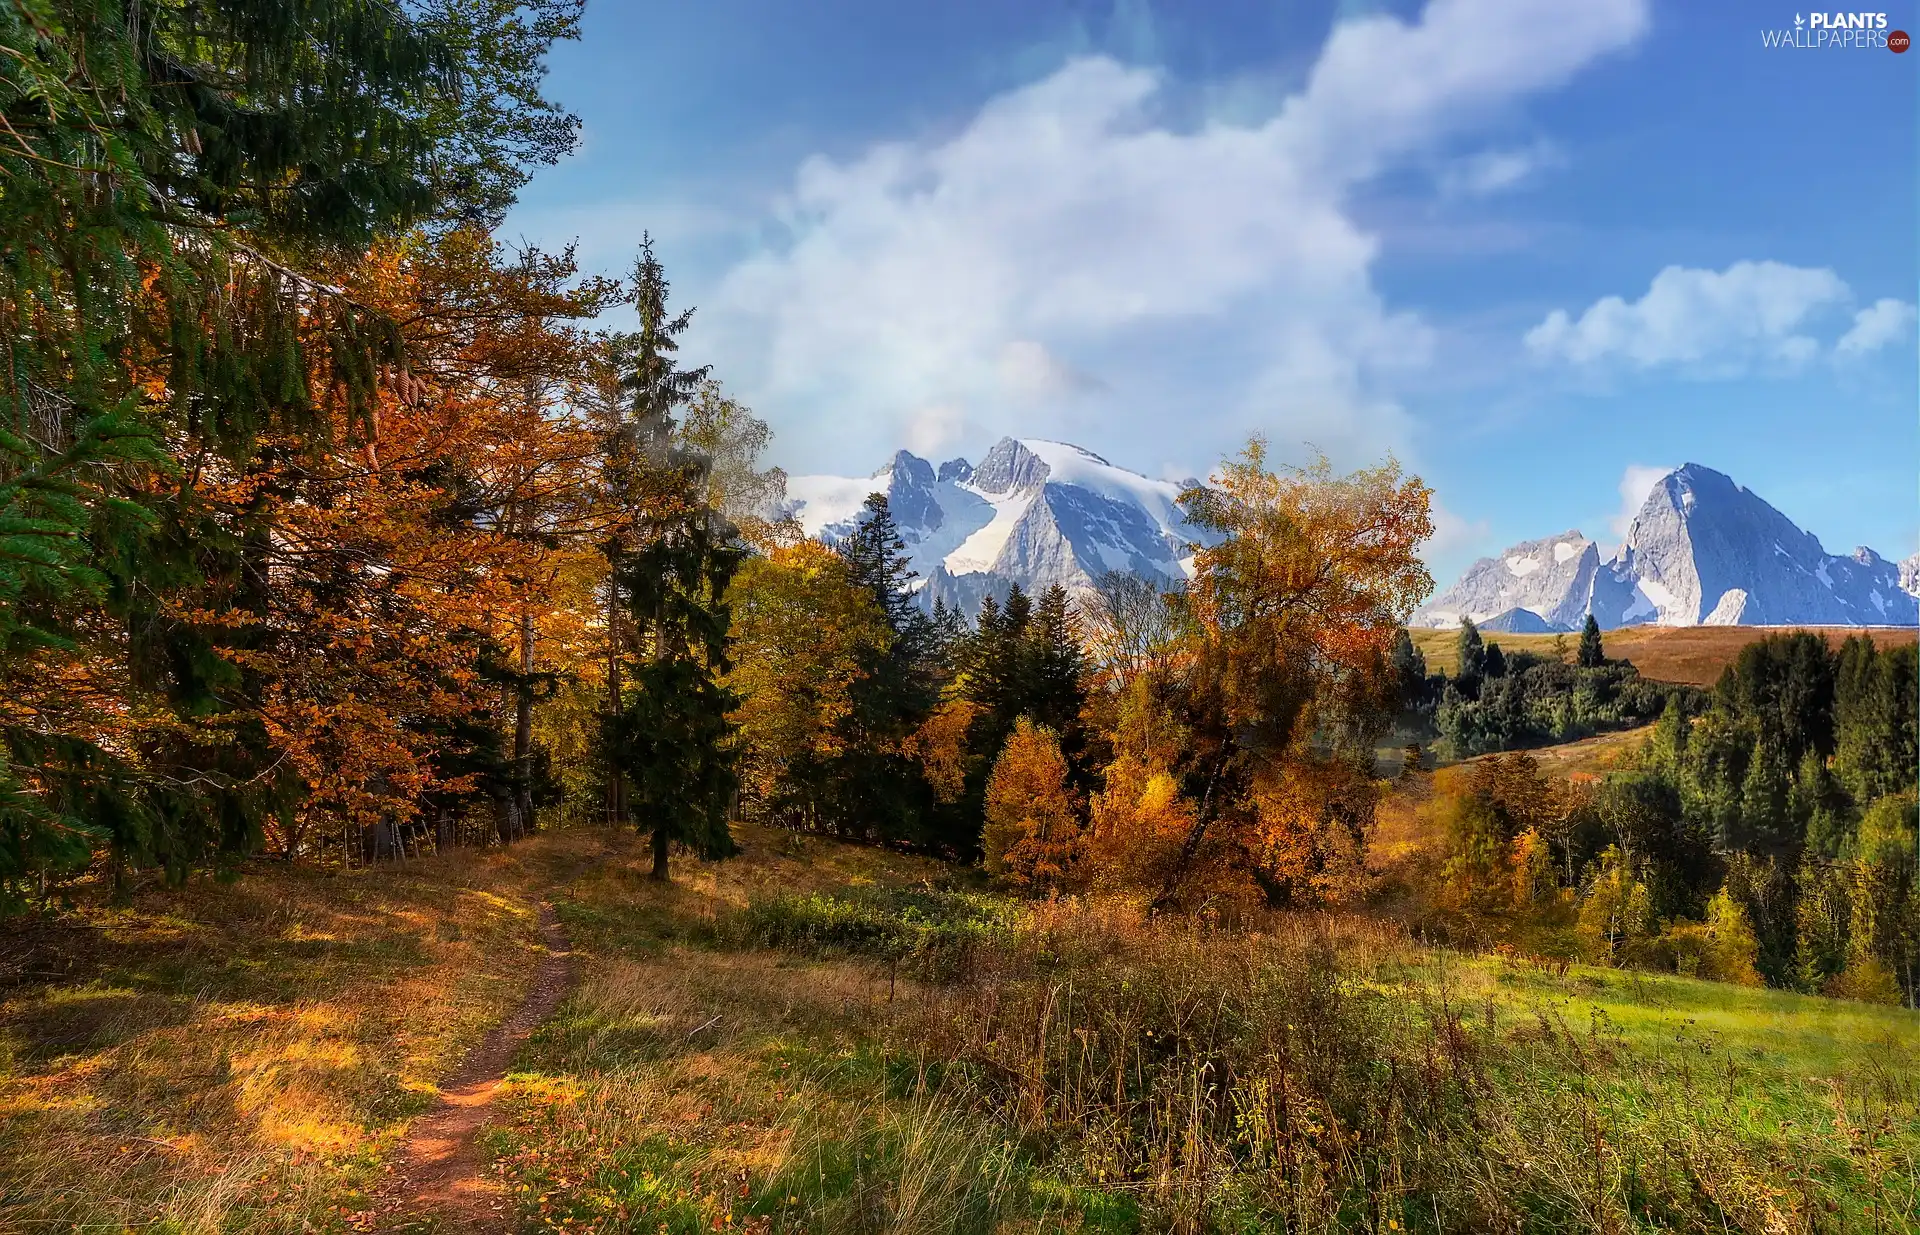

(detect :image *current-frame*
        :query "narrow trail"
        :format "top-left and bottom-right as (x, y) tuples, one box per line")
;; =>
(360, 900), (573, 1233)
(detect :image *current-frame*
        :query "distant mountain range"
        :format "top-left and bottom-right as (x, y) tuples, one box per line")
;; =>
(1414, 463), (1919, 631)
(787, 438), (1201, 615)
(790, 448), (1917, 631)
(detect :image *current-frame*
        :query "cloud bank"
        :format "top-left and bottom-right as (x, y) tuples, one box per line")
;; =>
(1526, 261), (1913, 374)
(698, 0), (1649, 474)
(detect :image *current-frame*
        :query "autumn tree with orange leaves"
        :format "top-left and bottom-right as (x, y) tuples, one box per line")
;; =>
(1094, 438), (1433, 912)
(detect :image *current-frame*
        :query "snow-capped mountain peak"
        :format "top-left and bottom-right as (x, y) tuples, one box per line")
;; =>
(1417, 463), (1918, 630)
(787, 437), (1199, 615)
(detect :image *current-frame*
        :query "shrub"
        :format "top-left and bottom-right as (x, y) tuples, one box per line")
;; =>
(736, 886), (1022, 982)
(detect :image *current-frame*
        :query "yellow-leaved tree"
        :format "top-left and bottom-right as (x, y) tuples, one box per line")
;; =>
(725, 541), (892, 829)
(983, 719), (1080, 892)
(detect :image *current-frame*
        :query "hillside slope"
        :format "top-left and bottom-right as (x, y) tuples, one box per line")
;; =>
(1411, 623), (1918, 685)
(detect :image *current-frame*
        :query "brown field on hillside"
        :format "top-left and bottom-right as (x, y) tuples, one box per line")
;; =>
(1411, 624), (1917, 685)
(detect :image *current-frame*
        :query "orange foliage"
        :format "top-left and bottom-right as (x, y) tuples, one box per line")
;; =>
(1123, 438), (1433, 910)
(909, 699), (984, 807)
(983, 719), (1080, 892)
(148, 229), (618, 851)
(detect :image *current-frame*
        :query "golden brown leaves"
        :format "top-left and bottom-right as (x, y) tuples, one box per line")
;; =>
(983, 719), (1080, 892)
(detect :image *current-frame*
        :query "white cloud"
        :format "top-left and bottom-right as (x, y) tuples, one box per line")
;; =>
(699, 0), (1648, 472)
(1836, 297), (1917, 357)
(998, 340), (1105, 401)
(905, 403), (970, 457)
(1525, 261), (1851, 375)
(1610, 462), (1672, 547)
(1437, 141), (1562, 198)
(1427, 497), (1493, 558)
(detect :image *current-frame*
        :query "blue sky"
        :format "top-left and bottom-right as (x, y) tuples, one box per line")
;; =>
(504, 0), (1917, 585)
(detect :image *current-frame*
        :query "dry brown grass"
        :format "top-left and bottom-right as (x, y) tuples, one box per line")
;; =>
(0, 835), (588, 1232)
(1410, 624), (1916, 685)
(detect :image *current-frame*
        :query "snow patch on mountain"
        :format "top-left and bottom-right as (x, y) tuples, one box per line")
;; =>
(1415, 531), (1600, 631)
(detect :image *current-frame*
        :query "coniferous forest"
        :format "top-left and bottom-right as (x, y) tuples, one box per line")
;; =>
(0, 4), (1915, 1233)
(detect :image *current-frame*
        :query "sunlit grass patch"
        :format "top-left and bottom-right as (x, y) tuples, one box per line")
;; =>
(0, 840), (556, 1232)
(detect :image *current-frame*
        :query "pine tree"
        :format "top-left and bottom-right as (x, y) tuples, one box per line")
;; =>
(821, 493), (944, 846)
(1027, 585), (1090, 788)
(964, 584), (1036, 766)
(596, 238), (712, 828)
(1739, 736), (1793, 856)
(1027, 586), (1087, 736)
(1389, 628), (1428, 703)
(1577, 614), (1606, 668)
(1649, 693), (1688, 773)
(839, 494), (917, 628)
(1833, 637), (1917, 805)
(1455, 617), (1486, 687)
(608, 512), (743, 880)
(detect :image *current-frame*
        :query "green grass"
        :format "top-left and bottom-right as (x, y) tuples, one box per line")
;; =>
(489, 829), (1920, 1234)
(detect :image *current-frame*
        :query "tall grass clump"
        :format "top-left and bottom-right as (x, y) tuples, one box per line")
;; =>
(863, 900), (1920, 1234)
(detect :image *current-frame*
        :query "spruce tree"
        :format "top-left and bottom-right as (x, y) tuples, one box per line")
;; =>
(828, 493), (942, 846)
(1027, 586), (1087, 736)
(1027, 586), (1090, 784)
(1578, 615), (1606, 668)
(1389, 627), (1428, 701)
(1649, 693), (1689, 773)
(1738, 736), (1793, 856)
(596, 238), (711, 825)
(1455, 617), (1486, 688)
(840, 494), (917, 628)
(597, 240), (741, 879)
(608, 509), (743, 880)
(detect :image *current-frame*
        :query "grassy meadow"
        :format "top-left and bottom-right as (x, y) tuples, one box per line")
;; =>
(1409, 624), (1919, 685)
(3, 822), (1915, 1234)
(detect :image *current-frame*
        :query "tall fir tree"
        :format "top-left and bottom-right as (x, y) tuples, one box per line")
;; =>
(1577, 614), (1606, 668)
(608, 509), (743, 880)
(1027, 586), (1087, 737)
(828, 493), (944, 847)
(597, 240), (741, 880)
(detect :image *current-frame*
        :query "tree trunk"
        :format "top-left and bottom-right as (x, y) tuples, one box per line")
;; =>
(651, 825), (669, 881)
(1149, 756), (1227, 915)
(514, 603), (536, 833)
(606, 576), (626, 826)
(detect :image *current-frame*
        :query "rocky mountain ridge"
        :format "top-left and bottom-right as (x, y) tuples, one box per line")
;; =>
(1416, 464), (1919, 630)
